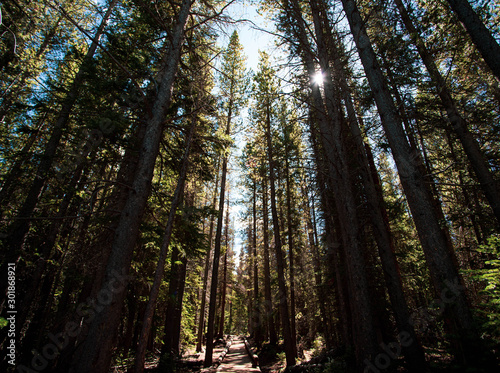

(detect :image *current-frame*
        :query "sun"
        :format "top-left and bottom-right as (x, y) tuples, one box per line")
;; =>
(312, 71), (324, 85)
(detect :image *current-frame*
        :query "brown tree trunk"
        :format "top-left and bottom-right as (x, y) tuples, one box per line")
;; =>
(314, 2), (427, 362)
(204, 93), (233, 367)
(446, 133), (483, 244)
(0, 116), (45, 219)
(301, 179), (333, 349)
(252, 179), (262, 346)
(395, 0), (500, 226)
(309, 118), (353, 348)
(67, 1), (192, 371)
(444, 0), (500, 81)
(284, 145), (298, 358)
(196, 162), (220, 352)
(217, 202), (230, 339)
(2, 0), (119, 261)
(287, 0), (378, 364)
(133, 119), (196, 373)
(264, 98), (295, 367)
(160, 241), (189, 358)
(262, 173), (278, 345)
(341, 0), (481, 363)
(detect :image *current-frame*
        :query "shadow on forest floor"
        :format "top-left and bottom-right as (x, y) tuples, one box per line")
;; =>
(112, 340), (499, 373)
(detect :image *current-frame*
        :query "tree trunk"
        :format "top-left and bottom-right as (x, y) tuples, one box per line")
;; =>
(341, 0), (481, 363)
(313, 1), (427, 363)
(284, 146), (298, 358)
(443, 0), (500, 81)
(0, 116), (45, 219)
(217, 202), (230, 339)
(309, 118), (353, 348)
(67, 1), (192, 371)
(204, 94), (233, 367)
(264, 98), (295, 367)
(394, 0), (500, 226)
(252, 179), (262, 345)
(2, 0), (119, 263)
(196, 162), (220, 352)
(287, 0), (378, 363)
(445, 133), (483, 244)
(301, 179), (332, 349)
(262, 173), (278, 345)
(160, 242), (189, 360)
(133, 119), (196, 373)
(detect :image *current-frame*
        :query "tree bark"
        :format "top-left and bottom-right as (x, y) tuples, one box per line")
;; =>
(262, 173), (278, 345)
(284, 142), (297, 358)
(196, 162), (220, 352)
(443, 0), (500, 81)
(252, 179), (262, 345)
(341, 0), (480, 363)
(160, 241), (189, 359)
(2, 0), (119, 262)
(204, 96), (233, 367)
(0, 116), (45, 219)
(301, 179), (333, 349)
(67, 1), (192, 371)
(311, 1), (427, 365)
(287, 0), (378, 363)
(264, 98), (295, 367)
(217, 202), (230, 338)
(395, 0), (500, 226)
(133, 119), (196, 373)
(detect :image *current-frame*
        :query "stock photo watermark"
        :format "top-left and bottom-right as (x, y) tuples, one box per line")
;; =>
(15, 270), (132, 373)
(364, 278), (464, 373)
(6, 263), (17, 366)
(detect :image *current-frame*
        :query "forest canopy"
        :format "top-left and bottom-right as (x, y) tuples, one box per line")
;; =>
(0, 0), (499, 372)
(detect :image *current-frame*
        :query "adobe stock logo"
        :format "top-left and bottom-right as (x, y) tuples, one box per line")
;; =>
(364, 278), (464, 373)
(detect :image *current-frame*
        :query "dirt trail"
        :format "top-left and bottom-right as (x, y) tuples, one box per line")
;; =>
(216, 337), (261, 372)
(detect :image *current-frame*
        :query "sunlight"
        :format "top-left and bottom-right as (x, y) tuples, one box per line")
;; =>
(312, 71), (324, 85)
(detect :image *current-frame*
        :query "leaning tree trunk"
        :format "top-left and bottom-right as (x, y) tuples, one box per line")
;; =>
(341, 0), (481, 364)
(2, 0), (120, 263)
(395, 0), (500, 226)
(0, 116), (45, 219)
(443, 0), (500, 81)
(287, 0), (378, 364)
(67, 2), (192, 372)
(133, 119), (196, 373)
(310, 0), (427, 367)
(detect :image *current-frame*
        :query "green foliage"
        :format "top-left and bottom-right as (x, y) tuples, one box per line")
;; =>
(219, 30), (250, 116)
(313, 358), (347, 373)
(310, 335), (325, 358)
(471, 234), (500, 341)
(0, 317), (8, 329)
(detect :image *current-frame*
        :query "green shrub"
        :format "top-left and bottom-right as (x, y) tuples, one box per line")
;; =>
(472, 234), (500, 342)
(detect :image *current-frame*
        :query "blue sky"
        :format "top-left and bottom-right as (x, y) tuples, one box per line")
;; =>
(218, 0), (277, 262)
(221, 0), (277, 71)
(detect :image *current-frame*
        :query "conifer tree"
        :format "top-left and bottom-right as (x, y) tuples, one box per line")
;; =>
(204, 30), (248, 367)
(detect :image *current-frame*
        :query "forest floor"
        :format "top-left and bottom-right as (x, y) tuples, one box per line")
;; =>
(111, 339), (494, 372)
